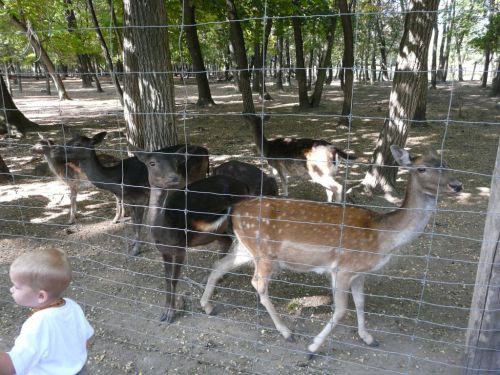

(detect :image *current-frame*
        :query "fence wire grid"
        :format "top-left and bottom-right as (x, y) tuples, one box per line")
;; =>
(0, 1), (499, 375)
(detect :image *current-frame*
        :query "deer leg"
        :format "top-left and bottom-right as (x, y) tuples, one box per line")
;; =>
(68, 185), (78, 224)
(216, 235), (233, 258)
(271, 167), (288, 196)
(350, 275), (378, 347)
(130, 205), (144, 256)
(308, 271), (350, 356)
(310, 173), (343, 203)
(201, 242), (251, 315)
(112, 197), (122, 223)
(252, 259), (293, 341)
(160, 252), (185, 323)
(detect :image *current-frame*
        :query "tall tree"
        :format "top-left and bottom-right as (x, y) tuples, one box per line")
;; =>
(0, 75), (40, 136)
(87, 0), (124, 105)
(375, 0), (389, 81)
(181, 0), (215, 107)
(360, 0), (440, 194)
(0, 1), (70, 100)
(123, 0), (177, 150)
(430, 12), (439, 88)
(338, 0), (354, 126)
(291, 0), (309, 109)
(226, 0), (255, 114)
(310, 14), (338, 107)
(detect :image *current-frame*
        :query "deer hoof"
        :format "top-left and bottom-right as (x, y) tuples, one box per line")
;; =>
(307, 352), (317, 361)
(285, 334), (295, 343)
(130, 245), (141, 256)
(160, 309), (175, 323)
(203, 303), (217, 316)
(368, 339), (380, 347)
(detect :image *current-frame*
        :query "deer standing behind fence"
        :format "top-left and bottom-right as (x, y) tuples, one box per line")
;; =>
(200, 145), (463, 357)
(213, 160), (279, 196)
(136, 149), (249, 323)
(32, 133), (124, 224)
(245, 114), (356, 202)
(51, 132), (209, 255)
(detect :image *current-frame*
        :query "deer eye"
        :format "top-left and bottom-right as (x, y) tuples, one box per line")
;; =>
(149, 161), (156, 167)
(417, 167), (426, 173)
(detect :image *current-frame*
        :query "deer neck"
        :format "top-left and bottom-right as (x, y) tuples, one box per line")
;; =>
(43, 150), (65, 177)
(146, 186), (169, 229)
(79, 151), (120, 191)
(380, 175), (436, 251)
(251, 120), (269, 156)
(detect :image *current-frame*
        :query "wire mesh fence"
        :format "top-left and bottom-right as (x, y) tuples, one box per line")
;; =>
(0, 2), (499, 374)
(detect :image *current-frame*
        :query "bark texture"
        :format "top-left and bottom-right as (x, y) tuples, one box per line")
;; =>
(361, 0), (439, 194)
(0, 75), (40, 136)
(181, 0), (215, 106)
(123, 0), (177, 150)
(226, 0), (255, 114)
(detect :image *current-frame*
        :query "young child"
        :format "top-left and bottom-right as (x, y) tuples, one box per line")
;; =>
(0, 248), (94, 375)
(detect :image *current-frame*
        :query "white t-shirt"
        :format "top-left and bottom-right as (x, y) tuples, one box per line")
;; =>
(8, 298), (94, 375)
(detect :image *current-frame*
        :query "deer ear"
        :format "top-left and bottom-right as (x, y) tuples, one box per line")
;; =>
(134, 150), (148, 163)
(92, 132), (107, 145)
(429, 148), (440, 159)
(390, 145), (412, 167)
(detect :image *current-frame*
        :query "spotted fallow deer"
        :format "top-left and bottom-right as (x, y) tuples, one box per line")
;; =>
(245, 114), (356, 202)
(200, 145), (463, 357)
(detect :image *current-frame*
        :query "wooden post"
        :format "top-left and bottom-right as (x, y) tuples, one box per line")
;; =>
(463, 139), (500, 374)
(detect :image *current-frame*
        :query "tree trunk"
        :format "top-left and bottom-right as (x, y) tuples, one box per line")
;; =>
(0, 154), (12, 183)
(285, 37), (291, 85)
(482, 49), (492, 88)
(311, 15), (338, 108)
(251, 41), (262, 94)
(181, 0), (215, 106)
(15, 64), (23, 94)
(0, 2), (70, 100)
(123, 0), (177, 151)
(0, 75), (40, 136)
(226, 0), (255, 114)
(413, 67), (429, 125)
(87, 0), (123, 105)
(431, 14), (439, 88)
(375, 2), (389, 81)
(261, 17), (273, 100)
(3, 64), (11, 95)
(441, 1), (455, 82)
(228, 42), (240, 91)
(44, 71), (51, 95)
(437, 1), (448, 82)
(291, 0), (310, 109)
(456, 34), (465, 82)
(338, 0), (354, 126)
(276, 31), (284, 91)
(108, 0), (123, 53)
(88, 57), (103, 92)
(491, 58), (500, 96)
(361, 0), (439, 194)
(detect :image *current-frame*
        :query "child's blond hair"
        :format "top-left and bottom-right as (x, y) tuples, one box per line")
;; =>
(10, 248), (72, 298)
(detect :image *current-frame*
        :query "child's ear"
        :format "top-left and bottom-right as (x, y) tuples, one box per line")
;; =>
(37, 290), (49, 304)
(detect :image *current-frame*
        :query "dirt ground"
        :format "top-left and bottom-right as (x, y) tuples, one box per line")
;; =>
(0, 77), (499, 374)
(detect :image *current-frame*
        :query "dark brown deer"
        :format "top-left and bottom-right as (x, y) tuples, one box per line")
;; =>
(200, 146), (463, 357)
(136, 150), (249, 323)
(32, 133), (123, 224)
(213, 160), (278, 196)
(51, 131), (209, 255)
(245, 115), (356, 202)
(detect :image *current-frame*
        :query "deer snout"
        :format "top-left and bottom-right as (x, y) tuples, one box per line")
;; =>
(448, 180), (463, 193)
